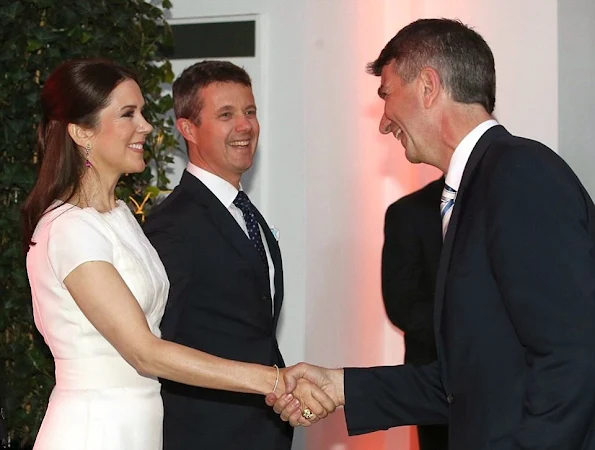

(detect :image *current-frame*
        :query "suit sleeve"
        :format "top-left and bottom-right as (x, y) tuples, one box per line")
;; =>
(382, 202), (433, 333)
(344, 361), (449, 434)
(486, 145), (595, 449)
(144, 218), (195, 341)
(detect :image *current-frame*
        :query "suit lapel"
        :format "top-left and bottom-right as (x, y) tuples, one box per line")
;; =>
(433, 126), (510, 377)
(179, 172), (271, 294)
(253, 208), (284, 322)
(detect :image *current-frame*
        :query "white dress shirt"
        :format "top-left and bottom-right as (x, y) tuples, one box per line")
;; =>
(186, 162), (275, 312)
(445, 119), (500, 192)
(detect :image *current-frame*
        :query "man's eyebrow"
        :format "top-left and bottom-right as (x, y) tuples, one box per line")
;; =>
(216, 105), (234, 112)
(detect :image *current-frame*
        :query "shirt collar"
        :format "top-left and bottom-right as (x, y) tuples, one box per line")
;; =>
(444, 119), (499, 191)
(186, 162), (241, 208)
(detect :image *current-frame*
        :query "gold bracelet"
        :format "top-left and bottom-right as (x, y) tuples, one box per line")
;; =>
(272, 364), (280, 394)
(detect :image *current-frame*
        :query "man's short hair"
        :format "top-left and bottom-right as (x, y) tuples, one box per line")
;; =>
(173, 60), (253, 124)
(367, 18), (496, 114)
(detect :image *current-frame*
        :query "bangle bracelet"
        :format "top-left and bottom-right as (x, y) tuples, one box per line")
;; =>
(272, 364), (280, 394)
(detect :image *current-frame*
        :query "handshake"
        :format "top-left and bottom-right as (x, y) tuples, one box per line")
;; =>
(265, 363), (345, 427)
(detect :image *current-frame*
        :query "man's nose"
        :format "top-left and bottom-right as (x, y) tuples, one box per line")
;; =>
(236, 115), (252, 132)
(379, 113), (392, 134)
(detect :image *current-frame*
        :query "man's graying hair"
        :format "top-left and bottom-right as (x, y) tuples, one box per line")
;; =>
(367, 18), (496, 114)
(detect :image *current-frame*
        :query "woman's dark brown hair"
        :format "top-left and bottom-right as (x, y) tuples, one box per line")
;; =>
(22, 58), (138, 251)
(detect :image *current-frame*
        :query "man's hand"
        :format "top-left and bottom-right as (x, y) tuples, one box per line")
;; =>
(266, 363), (345, 427)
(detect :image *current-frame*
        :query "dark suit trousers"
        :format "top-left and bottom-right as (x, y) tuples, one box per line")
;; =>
(418, 424), (449, 450)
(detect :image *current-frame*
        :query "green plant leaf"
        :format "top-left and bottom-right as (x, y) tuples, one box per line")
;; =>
(26, 38), (43, 52)
(0, 3), (22, 22)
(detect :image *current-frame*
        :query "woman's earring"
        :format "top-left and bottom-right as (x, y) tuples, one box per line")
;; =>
(84, 142), (92, 168)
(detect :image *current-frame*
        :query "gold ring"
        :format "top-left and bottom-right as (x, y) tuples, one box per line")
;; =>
(302, 407), (315, 420)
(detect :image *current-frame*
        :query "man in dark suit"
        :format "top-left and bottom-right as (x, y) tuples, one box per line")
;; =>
(382, 178), (448, 449)
(144, 61), (292, 450)
(269, 18), (595, 450)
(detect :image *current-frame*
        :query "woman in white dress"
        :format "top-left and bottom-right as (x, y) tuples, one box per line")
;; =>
(22, 59), (335, 450)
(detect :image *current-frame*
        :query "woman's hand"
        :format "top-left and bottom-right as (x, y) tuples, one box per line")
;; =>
(266, 364), (342, 427)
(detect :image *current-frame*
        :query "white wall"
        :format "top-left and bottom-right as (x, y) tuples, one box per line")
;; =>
(558, 0), (595, 198)
(166, 1), (560, 449)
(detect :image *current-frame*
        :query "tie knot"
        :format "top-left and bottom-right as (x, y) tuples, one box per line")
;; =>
(233, 190), (252, 210)
(440, 183), (457, 238)
(441, 184), (457, 202)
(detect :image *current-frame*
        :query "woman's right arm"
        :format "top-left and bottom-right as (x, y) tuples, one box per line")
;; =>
(64, 260), (335, 420)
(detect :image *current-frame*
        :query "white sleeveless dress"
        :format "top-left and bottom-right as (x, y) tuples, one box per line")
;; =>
(27, 200), (169, 450)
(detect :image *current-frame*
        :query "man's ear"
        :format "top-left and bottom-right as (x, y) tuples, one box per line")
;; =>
(419, 67), (441, 108)
(67, 123), (93, 148)
(176, 118), (197, 144)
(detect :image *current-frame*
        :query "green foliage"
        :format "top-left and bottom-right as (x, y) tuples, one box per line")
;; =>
(0, 0), (176, 445)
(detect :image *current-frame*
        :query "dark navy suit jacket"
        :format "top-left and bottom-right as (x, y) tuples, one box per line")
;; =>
(382, 178), (443, 365)
(144, 171), (292, 450)
(344, 126), (595, 450)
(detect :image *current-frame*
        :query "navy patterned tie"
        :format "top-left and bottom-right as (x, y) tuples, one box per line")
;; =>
(233, 191), (269, 269)
(440, 183), (457, 239)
